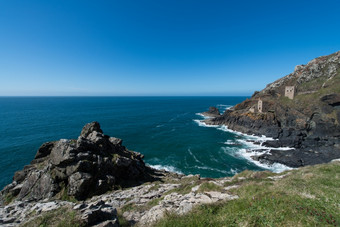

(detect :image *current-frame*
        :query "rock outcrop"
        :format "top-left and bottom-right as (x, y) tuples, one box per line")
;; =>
(204, 51), (340, 167)
(0, 173), (239, 227)
(201, 106), (221, 117)
(0, 122), (155, 204)
(0, 122), (239, 226)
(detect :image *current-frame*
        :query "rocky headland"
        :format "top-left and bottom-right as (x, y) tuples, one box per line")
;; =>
(0, 122), (238, 226)
(204, 51), (340, 167)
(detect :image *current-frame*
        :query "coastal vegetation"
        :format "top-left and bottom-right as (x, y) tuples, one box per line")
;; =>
(154, 161), (340, 227)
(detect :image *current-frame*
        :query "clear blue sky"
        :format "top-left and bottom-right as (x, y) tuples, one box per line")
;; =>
(1, 0), (340, 96)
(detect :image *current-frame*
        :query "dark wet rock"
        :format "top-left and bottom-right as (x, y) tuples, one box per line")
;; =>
(201, 106), (221, 117)
(0, 122), (157, 204)
(33, 142), (55, 160)
(320, 93), (340, 106)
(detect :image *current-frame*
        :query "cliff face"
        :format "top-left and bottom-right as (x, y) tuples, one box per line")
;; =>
(205, 51), (340, 167)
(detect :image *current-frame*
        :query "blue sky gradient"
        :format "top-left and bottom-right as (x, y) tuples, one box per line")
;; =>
(1, 0), (340, 96)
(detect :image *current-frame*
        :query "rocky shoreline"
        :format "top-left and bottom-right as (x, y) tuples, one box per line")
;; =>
(0, 122), (240, 226)
(202, 51), (340, 168)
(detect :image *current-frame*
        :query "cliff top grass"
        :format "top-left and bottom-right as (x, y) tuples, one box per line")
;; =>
(21, 206), (84, 227)
(154, 161), (340, 227)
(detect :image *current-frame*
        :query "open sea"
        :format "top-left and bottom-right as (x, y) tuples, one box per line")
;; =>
(0, 96), (291, 190)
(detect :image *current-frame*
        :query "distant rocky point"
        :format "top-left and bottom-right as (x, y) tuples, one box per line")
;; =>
(204, 51), (340, 167)
(201, 106), (221, 117)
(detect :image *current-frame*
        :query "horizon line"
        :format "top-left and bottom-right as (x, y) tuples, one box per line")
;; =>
(0, 95), (251, 98)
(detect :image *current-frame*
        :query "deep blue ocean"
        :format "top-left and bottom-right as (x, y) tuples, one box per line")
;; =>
(0, 97), (290, 190)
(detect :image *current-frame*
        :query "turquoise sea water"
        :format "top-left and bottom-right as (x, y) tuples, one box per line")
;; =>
(0, 97), (290, 190)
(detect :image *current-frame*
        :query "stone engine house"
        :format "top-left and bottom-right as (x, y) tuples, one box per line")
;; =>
(285, 86), (295, 99)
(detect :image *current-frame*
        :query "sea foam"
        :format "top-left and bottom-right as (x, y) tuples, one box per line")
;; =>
(148, 164), (184, 174)
(194, 117), (293, 173)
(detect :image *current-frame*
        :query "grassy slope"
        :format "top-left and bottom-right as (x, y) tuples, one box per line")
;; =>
(154, 161), (340, 227)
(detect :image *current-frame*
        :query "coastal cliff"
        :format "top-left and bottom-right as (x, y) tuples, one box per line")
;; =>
(205, 51), (340, 167)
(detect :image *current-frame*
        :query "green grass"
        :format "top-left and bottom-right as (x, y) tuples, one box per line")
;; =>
(120, 203), (138, 213)
(298, 76), (326, 92)
(154, 162), (340, 227)
(148, 182), (162, 192)
(3, 192), (16, 205)
(197, 182), (223, 193)
(21, 207), (84, 227)
(164, 175), (200, 195)
(57, 184), (77, 203)
(117, 211), (132, 227)
(147, 197), (163, 207)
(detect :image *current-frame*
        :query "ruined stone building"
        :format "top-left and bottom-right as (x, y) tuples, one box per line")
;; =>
(258, 99), (263, 113)
(285, 86), (295, 99)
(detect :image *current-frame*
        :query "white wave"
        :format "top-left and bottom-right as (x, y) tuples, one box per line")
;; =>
(148, 164), (183, 174)
(218, 125), (275, 141)
(195, 113), (213, 119)
(224, 140), (238, 145)
(236, 139), (294, 151)
(217, 104), (232, 111)
(190, 165), (229, 175)
(193, 119), (219, 128)
(195, 113), (205, 117)
(229, 168), (240, 175)
(156, 124), (164, 128)
(223, 147), (292, 173)
(194, 110), (294, 173)
(188, 148), (204, 165)
(216, 104), (229, 107)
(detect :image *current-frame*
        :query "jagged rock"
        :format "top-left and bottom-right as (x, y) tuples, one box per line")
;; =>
(79, 200), (119, 226)
(0, 122), (154, 203)
(80, 121), (103, 138)
(68, 172), (93, 198)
